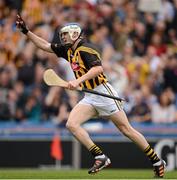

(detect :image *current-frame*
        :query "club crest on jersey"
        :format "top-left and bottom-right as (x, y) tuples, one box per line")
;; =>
(71, 62), (80, 71)
(71, 55), (80, 71)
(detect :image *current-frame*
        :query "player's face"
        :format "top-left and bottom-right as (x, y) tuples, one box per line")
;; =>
(60, 32), (73, 46)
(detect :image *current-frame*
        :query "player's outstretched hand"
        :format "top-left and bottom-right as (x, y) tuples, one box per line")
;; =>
(16, 14), (29, 34)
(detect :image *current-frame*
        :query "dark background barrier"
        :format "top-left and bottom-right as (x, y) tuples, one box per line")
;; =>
(0, 139), (176, 170)
(0, 141), (71, 167)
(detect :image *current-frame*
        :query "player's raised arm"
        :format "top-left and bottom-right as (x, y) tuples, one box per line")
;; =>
(16, 14), (53, 53)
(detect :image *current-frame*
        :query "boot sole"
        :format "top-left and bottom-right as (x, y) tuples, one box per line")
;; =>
(89, 158), (111, 175)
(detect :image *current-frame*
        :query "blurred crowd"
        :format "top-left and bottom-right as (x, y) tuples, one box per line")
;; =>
(0, 0), (177, 125)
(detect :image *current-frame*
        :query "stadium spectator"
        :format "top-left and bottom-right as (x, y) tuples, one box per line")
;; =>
(24, 95), (41, 122)
(149, 33), (167, 57)
(54, 91), (80, 127)
(132, 22), (147, 56)
(163, 53), (177, 93)
(151, 89), (176, 123)
(146, 46), (161, 73)
(105, 53), (128, 96)
(162, 53), (177, 107)
(171, 0), (177, 32)
(89, 23), (114, 65)
(13, 81), (27, 122)
(128, 90), (151, 123)
(43, 87), (66, 121)
(111, 17), (128, 52)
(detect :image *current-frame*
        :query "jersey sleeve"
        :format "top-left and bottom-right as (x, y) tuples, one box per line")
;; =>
(51, 43), (68, 59)
(79, 50), (102, 69)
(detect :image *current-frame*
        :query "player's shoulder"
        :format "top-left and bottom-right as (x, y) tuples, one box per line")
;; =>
(50, 43), (69, 58)
(78, 40), (101, 54)
(51, 43), (68, 50)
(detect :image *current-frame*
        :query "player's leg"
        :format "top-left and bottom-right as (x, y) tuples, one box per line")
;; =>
(108, 110), (165, 178)
(66, 103), (96, 148)
(66, 103), (111, 174)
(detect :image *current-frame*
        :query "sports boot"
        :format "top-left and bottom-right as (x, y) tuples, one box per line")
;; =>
(88, 155), (111, 174)
(153, 160), (166, 178)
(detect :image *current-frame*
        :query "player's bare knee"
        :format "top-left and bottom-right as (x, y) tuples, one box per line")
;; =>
(66, 121), (78, 132)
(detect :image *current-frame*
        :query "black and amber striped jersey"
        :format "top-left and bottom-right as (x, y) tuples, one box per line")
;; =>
(51, 40), (108, 89)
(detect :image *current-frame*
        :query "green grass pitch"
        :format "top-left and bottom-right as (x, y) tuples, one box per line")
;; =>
(0, 169), (177, 179)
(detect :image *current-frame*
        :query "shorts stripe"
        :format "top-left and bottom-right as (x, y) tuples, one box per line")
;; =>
(103, 84), (122, 111)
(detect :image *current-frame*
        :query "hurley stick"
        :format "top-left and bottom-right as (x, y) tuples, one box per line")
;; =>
(43, 69), (125, 101)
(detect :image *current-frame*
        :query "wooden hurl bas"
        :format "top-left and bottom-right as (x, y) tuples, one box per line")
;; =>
(43, 69), (125, 102)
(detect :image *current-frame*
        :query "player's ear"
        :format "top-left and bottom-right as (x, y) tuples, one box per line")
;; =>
(72, 32), (79, 39)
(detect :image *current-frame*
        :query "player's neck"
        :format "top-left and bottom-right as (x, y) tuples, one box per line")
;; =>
(71, 39), (81, 51)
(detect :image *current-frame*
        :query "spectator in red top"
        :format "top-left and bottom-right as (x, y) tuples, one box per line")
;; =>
(150, 33), (167, 56)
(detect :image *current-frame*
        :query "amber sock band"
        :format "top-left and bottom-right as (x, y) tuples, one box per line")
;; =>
(89, 144), (103, 157)
(144, 145), (160, 164)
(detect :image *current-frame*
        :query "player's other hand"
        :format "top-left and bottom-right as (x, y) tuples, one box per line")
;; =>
(67, 80), (81, 90)
(16, 14), (29, 34)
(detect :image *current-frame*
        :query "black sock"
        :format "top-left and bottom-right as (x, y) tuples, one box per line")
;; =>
(144, 145), (160, 164)
(89, 144), (103, 157)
